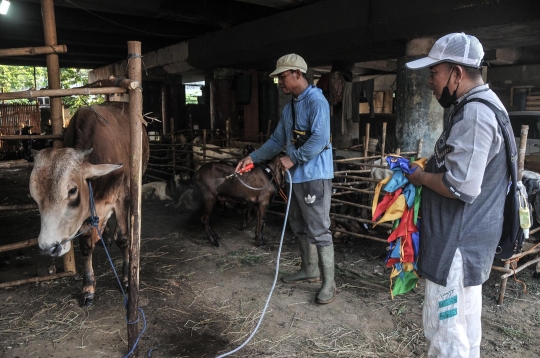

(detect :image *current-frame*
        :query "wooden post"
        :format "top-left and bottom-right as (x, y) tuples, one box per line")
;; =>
(518, 125), (528, 181)
(498, 260), (511, 305)
(363, 123), (370, 159)
(226, 118), (231, 147)
(266, 119), (272, 141)
(416, 138), (423, 159)
(381, 122), (387, 162)
(41, 0), (62, 149)
(203, 129), (207, 164)
(41, 0), (76, 275)
(127, 41), (143, 358)
(171, 119), (176, 175)
(161, 85), (169, 135)
(189, 114), (194, 139)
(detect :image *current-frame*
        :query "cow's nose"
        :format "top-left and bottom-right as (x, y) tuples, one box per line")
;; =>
(50, 244), (63, 257)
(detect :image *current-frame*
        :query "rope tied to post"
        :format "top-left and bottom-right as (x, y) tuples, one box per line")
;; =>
(126, 53), (148, 76)
(84, 181), (149, 357)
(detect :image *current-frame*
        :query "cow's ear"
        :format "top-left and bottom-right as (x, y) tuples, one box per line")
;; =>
(82, 162), (122, 179)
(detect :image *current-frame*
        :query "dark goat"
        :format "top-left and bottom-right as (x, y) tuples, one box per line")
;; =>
(194, 154), (284, 247)
(522, 170), (540, 224)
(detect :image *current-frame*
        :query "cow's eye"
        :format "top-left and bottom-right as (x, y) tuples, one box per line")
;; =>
(68, 187), (77, 196)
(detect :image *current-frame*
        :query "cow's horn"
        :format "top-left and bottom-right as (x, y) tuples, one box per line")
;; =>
(78, 148), (93, 159)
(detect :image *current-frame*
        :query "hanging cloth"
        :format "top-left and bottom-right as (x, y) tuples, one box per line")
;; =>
(341, 81), (353, 135)
(372, 155), (426, 298)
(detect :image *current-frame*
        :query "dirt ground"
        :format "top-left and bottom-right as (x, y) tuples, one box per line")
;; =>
(2, 166), (540, 358)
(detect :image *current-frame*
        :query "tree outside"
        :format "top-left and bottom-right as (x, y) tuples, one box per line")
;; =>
(0, 65), (104, 113)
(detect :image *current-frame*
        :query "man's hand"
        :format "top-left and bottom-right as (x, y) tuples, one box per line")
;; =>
(278, 156), (295, 171)
(235, 156), (254, 174)
(404, 163), (424, 186)
(405, 164), (457, 199)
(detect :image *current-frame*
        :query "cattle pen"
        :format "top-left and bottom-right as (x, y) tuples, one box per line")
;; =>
(4, 121), (540, 357)
(142, 121), (422, 246)
(0, 2), (147, 352)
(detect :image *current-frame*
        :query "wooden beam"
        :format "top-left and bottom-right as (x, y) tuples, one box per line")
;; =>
(0, 239), (38, 253)
(0, 272), (75, 289)
(0, 45), (67, 58)
(0, 87), (127, 100)
(0, 135), (63, 141)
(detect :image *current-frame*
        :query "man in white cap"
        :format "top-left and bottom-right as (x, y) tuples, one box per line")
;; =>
(236, 53), (335, 304)
(404, 33), (513, 357)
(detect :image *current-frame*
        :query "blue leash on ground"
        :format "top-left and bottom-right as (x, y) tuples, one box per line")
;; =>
(216, 170), (293, 358)
(86, 182), (148, 358)
(81, 169), (291, 357)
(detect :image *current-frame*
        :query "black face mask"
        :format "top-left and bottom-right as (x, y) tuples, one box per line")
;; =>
(437, 67), (459, 108)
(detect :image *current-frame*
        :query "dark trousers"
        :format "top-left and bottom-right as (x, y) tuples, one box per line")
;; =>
(288, 179), (333, 247)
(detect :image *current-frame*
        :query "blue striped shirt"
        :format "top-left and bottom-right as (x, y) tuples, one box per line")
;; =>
(249, 85), (334, 183)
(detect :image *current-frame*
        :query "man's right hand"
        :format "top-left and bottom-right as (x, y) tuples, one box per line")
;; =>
(235, 156), (254, 174)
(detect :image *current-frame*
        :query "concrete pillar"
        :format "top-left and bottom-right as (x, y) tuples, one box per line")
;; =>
(396, 37), (443, 157)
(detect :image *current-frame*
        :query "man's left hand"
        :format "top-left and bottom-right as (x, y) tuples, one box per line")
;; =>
(278, 156), (295, 171)
(404, 164), (424, 186)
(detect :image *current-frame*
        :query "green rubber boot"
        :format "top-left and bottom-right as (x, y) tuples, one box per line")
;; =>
(282, 238), (321, 284)
(315, 245), (336, 304)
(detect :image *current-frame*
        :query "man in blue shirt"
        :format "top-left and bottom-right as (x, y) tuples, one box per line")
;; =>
(236, 53), (335, 304)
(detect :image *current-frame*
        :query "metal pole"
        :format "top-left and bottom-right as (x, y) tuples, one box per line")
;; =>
(127, 40), (143, 358)
(41, 0), (76, 275)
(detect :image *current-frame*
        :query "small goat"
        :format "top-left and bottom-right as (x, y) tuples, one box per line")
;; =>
(194, 154), (284, 247)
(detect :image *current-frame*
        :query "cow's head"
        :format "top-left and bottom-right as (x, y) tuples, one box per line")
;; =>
(29, 148), (122, 257)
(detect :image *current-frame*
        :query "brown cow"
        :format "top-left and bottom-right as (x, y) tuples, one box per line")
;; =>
(29, 102), (149, 306)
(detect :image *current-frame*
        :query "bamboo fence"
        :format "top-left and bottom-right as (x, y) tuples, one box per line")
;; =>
(0, 104), (41, 156)
(145, 122), (421, 245)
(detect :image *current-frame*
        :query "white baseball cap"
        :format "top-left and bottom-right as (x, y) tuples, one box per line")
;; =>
(269, 53), (307, 77)
(406, 33), (484, 70)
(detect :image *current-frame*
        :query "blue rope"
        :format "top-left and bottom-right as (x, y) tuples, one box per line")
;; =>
(83, 170), (292, 358)
(86, 182), (148, 358)
(215, 170), (293, 358)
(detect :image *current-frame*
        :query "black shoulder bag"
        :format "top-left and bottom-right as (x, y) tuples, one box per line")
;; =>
(290, 97), (330, 150)
(290, 98), (310, 149)
(452, 97), (528, 260)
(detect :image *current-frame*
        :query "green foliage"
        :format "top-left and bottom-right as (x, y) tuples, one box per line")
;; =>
(60, 68), (104, 114)
(0, 65), (47, 104)
(186, 93), (199, 104)
(0, 65), (103, 112)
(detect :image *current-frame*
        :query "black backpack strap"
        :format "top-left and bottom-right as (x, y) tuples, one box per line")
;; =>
(455, 97), (518, 172)
(453, 97), (522, 258)
(291, 97), (296, 131)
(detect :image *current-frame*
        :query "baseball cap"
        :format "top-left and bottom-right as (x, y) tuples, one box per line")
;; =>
(269, 53), (307, 77)
(406, 33), (484, 70)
